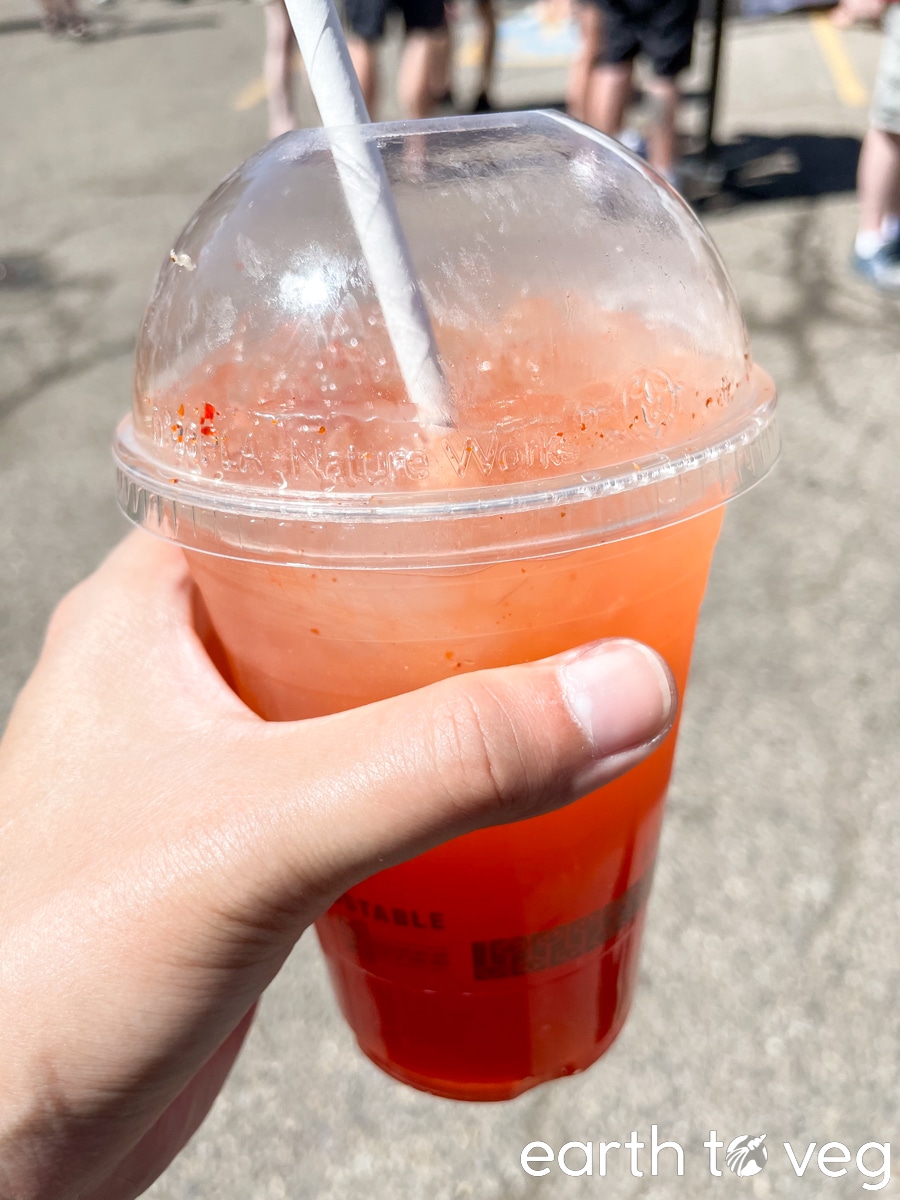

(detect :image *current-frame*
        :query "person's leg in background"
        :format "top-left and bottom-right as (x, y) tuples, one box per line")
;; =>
(566, 0), (604, 122)
(349, 38), (379, 110)
(643, 74), (680, 181)
(263, 0), (296, 139)
(891, 138), (900, 240)
(398, 0), (448, 118)
(472, 0), (496, 112)
(852, 4), (900, 291)
(346, 0), (389, 113)
(587, 60), (634, 139)
(585, 1), (636, 139)
(641, 0), (699, 186)
(429, 4), (454, 107)
(399, 30), (441, 115)
(854, 128), (900, 284)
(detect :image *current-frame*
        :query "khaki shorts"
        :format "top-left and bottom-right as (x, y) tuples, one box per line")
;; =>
(872, 4), (900, 134)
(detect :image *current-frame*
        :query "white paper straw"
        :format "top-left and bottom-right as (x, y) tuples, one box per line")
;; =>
(284, 0), (451, 426)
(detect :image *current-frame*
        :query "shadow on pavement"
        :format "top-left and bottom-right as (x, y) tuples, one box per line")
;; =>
(0, 15), (44, 34)
(0, 8), (216, 37)
(0, 251), (135, 420)
(98, 12), (218, 39)
(690, 131), (861, 208)
(0, 254), (53, 290)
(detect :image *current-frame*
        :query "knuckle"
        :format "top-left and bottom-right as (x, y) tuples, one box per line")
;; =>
(434, 680), (538, 819)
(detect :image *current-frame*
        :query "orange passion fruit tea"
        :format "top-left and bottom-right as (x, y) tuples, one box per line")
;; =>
(114, 113), (778, 1100)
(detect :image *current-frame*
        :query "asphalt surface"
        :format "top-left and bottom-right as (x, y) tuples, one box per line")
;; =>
(2, 3), (900, 1197)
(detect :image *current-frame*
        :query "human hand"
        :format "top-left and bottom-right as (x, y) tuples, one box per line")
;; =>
(0, 532), (675, 1200)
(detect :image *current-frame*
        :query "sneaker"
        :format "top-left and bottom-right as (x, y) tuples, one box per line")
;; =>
(658, 165), (683, 193)
(618, 128), (647, 159)
(852, 241), (900, 294)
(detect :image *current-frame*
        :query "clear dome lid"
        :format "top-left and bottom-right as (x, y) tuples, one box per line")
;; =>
(114, 111), (777, 567)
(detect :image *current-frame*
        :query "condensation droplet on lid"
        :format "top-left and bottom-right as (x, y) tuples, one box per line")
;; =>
(349, 337), (359, 347)
(377, 356), (386, 367)
(315, 360), (324, 370)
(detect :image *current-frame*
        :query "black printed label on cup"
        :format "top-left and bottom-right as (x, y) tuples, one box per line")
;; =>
(470, 875), (652, 981)
(344, 922), (451, 971)
(331, 894), (451, 971)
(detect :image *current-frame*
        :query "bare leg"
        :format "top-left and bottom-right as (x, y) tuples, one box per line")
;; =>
(430, 23), (453, 102)
(398, 29), (442, 119)
(644, 74), (679, 179)
(567, 2), (602, 122)
(264, 0), (296, 139)
(348, 36), (379, 114)
(474, 0), (496, 107)
(857, 127), (900, 233)
(586, 60), (632, 136)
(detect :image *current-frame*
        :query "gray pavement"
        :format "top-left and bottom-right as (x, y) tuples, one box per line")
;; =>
(3, 3), (900, 1197)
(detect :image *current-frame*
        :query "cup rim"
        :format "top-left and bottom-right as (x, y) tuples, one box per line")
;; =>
(113, 373), (778, 568)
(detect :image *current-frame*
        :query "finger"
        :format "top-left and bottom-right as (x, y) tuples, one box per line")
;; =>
(243, 638), (676, 907)
(33, 531), (252, 723)
(44, 531), (193, 641)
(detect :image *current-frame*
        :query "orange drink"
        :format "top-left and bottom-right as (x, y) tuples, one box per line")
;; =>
(186, 508), (722, 1099)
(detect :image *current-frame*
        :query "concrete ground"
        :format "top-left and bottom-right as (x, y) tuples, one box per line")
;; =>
(2, 2), (900, 1197)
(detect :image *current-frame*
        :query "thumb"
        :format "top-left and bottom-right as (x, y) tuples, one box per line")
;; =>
(250, 638), (676, 903)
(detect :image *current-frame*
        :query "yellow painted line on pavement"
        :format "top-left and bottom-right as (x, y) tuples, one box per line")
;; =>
(233, 53), (303, 112)
(809, 12), (868, 108)
(234, 77), (269, 111)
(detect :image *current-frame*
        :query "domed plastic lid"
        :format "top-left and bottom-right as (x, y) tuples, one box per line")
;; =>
(114, 111), (777, 567)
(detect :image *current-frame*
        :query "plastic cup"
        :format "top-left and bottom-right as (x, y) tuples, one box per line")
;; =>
(113, 112), (778, 1101)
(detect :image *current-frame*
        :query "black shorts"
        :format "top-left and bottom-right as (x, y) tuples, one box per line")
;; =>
(587, 0), (699, 78)
(345, 0), (446, 43)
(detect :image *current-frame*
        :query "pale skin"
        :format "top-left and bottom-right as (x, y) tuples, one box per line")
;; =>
(431, 1), (496, 108)
(567, 1), (603, 122)
(587, 62), (680, 178)
(832, 0), (900, 236)
(263, 0), (296, 140)
(348, 28), (446, 118)
(0, 532), (674, 1200)
(857, 127), (900, 234)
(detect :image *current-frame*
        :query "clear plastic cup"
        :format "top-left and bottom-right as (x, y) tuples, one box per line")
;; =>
(113, 112), (778, 1101)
